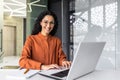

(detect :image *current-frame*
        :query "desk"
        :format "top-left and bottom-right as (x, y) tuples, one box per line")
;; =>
(0, 56), (119, 80)
(0, 69), (119, 80)
(28, 69), (120, 80)
(0, 69), (39, 80)
(0, 56), (20, 68)
(76, 70), (120, 80)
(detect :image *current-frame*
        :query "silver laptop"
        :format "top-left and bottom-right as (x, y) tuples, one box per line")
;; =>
(38, 42), (106, 80)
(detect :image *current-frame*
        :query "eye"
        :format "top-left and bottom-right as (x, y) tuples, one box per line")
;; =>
(44, 21), (48, 24)
(42, 20), (55, 25)
(50, 21), (55, 25)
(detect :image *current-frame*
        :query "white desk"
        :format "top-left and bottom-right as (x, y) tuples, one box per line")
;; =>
(28, 69), (120, 80)
(0, 56), (20, 68)
(0, 69), (39, 80)
(0, 69), (119, 80)
(76, 70), (120, 80)
(0, 56), (119, 80)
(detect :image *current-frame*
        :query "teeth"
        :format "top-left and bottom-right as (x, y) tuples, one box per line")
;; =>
(46, 30), (50, 31)
(46, 28), (50, 31)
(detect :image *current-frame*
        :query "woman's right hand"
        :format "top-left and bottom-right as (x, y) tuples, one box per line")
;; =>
(41, 64), (59, 70)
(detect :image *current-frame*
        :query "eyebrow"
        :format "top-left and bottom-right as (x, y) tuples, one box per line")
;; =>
(44, 20), (54, 22)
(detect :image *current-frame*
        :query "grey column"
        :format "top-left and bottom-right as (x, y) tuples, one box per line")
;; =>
(61, 0), (70, 60)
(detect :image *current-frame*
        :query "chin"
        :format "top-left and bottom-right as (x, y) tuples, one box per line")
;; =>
(46, 31), (51, 34)
(45, 32), (50, 35)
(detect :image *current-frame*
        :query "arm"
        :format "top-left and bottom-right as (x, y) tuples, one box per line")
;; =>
(57, 39), (67, 65)
(19, 36), (42, 70)
(57, 38), (71, 68)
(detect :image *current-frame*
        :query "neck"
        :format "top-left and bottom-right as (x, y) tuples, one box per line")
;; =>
(40, 32), (49, 36)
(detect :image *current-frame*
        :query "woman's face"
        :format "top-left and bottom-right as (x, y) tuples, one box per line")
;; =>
(40, 15), (55, 36)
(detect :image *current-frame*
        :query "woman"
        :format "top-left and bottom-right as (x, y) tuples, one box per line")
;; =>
(19, 10), (71, 70)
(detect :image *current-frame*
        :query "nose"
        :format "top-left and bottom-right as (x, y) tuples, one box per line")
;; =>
(46, 23), (51, 28)
(46, 22), (54, 27)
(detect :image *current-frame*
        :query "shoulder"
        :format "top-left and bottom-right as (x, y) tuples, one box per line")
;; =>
(51, 36), (62, 43)
(26, 35), (35, 39)
(25, 34), (38, 42)
(24, 34), (40, 46)
(27, 34), (39, 39)
(51, 36), (60, 40)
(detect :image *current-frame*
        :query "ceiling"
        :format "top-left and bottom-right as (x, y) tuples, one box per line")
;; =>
(4, 0), (47, 18)
(4, 0), (26, 18)
(4, 0), (115, 18)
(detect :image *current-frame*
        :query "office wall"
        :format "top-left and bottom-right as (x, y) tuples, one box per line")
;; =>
(0, 1), (3, 29)
(0, 0), (3, 52)
(4, 16), (24, 56)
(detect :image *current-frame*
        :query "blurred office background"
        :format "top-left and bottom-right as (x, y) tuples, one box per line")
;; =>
(0, 0), (120, 70)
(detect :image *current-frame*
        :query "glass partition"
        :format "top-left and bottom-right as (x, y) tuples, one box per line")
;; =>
(70, 0), (119, 70)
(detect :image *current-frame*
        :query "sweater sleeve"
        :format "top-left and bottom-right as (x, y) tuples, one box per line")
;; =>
(19, 36), (42, 70)
(57, 38), (67, 66)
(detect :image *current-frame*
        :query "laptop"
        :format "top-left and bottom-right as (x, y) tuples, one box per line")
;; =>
(38, 42), (106, 80)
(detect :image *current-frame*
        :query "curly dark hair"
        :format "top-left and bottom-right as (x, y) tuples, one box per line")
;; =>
(31, 10), (58, 36)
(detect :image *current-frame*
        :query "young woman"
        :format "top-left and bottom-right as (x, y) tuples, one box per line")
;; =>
(19, 10), (71, 70)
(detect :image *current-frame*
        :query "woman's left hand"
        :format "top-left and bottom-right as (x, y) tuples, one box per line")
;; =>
(62, 60), (71, 68)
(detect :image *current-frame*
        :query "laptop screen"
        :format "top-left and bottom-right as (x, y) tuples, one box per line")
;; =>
(66, 42), (105, 80)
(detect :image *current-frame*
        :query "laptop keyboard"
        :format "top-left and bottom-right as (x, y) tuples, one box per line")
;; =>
(51, 69), (69, 78)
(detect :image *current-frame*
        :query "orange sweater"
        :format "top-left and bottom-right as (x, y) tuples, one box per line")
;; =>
(19, 33), (66, 70)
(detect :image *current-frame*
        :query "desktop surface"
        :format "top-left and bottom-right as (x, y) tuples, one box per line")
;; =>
(0, 56), (119, 80)
(76, 69), (120, 80)
(28, 69), (120, 80)
(0, 69), (120, 80)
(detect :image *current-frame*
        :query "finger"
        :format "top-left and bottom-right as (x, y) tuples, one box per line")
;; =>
(64, 61), (72, 68)
(48, 66), (55, 69)
(49, 64), (59, 69)
(52, 64), (59, 68)
(66, 61), (70, 68)
(62, 61), (68, 68)
(67, 61), (71, 67)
